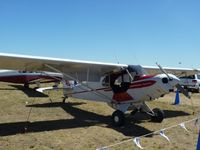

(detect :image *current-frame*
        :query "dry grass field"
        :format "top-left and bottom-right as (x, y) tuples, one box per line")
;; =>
(0, 82), (200, 150)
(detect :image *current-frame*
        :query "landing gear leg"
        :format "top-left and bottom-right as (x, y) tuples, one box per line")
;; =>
(140, 102), (164, 123)
(112, 110), (125, 127)
(62, 96), (68, 103)
(62, 98), (66, 103)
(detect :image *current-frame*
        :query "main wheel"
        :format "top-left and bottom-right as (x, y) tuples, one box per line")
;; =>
(151, 108), (164, 123)
(112, 110), (125, 127)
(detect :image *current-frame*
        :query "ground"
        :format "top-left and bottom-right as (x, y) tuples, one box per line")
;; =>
(0, 82), (199, 150)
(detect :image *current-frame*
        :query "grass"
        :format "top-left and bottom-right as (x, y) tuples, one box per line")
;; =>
(0, 82), (199, 150)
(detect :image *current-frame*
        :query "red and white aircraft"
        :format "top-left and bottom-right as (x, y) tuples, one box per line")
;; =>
(0, 53), (199, 126)
(0, 70), (63, 88)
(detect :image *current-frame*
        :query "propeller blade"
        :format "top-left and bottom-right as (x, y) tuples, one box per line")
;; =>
(176, 84), (191, 99)
(156, 63), (172, 80)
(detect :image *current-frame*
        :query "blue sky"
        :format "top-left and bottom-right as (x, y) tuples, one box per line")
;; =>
(0, 0), (200, 68)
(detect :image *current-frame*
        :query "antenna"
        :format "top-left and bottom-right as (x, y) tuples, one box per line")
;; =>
(113, 49), (120, 64)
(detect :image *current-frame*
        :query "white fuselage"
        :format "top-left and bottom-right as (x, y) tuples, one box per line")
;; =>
(69, 74), (179, 105)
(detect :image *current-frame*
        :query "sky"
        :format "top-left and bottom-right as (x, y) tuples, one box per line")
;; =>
(0, 0), (200, 68)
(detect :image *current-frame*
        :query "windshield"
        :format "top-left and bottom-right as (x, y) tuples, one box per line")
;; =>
(128, 65), (147, 76)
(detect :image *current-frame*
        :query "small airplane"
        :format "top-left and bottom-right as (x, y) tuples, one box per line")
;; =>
(0, 53), (199, 126)
(0, 70), (63, 88)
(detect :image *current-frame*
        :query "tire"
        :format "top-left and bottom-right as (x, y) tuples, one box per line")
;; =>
(112, 110), (125, 127)
(151, 108), (164, 123)
(198, 87), (200, 93)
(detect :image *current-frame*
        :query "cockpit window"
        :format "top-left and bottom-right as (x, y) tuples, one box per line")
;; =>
(128, 65), (148, 76)
(102, 75), (110, 86)
(114, 73), (131, 85)
(102, 65), (147, 87)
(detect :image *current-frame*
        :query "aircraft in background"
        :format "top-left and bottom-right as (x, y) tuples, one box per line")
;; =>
(0, 70), (63, 88)
(0, 53), (199, 126)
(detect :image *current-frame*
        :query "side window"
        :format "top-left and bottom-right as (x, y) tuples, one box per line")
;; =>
(192, 75), (195, 79)
(102, 76), (110, 87)
(197, 75), (200, 80)
(187, 75), (195, 79)
(180, 75), (195, 79)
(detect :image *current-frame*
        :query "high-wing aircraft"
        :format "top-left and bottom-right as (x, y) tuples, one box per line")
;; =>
(0, 70), (63, 88)
(0, 53), (199, 126)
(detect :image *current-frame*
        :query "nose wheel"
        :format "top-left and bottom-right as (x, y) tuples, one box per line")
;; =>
(112, 110), (125, 127)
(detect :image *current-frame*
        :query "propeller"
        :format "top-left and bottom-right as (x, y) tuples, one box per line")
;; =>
(156, 63), (172, 81)
(175, 84), (191, 99)
(156, 63), (191, 99)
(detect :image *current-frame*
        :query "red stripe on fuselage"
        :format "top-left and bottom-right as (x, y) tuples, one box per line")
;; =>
(134, 75), (155, 81)
(0, 75), (61, 84)
(129, 80), (156, 89)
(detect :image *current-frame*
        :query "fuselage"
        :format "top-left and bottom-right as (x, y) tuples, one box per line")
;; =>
(70, 73), (180, 104)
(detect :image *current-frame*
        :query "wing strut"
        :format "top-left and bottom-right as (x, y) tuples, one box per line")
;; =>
(44, 64), (77, 81)
(40, 71), (63, 82)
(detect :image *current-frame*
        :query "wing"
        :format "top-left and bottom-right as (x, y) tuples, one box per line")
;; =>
(0, 53), (127, 82)
(0, 53), (199, 81)
(142, 65), (200, 77)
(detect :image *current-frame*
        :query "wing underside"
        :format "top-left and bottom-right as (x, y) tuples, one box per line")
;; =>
(142, 66), (200, 77)
(0, 53), (127, 82)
